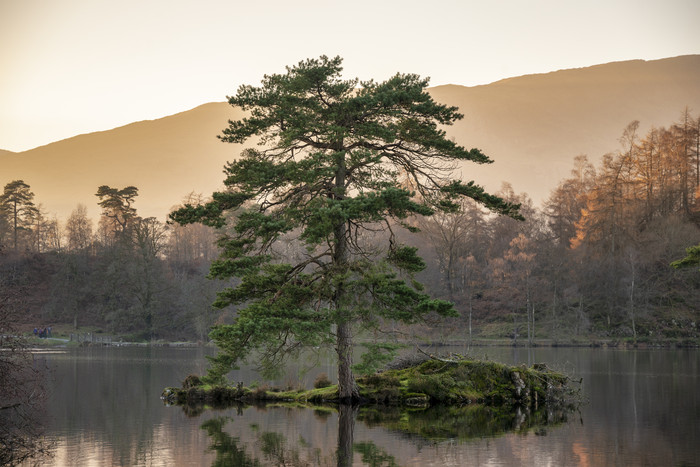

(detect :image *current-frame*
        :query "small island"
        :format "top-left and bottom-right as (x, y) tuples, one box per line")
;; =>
(162, 353), (579, 411)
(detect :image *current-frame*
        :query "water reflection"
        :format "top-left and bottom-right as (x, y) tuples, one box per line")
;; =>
(202, 413), (337, 466)
(202, 417), (261, 467)
(0, 350), (54, 466)
(357, 403), (573, 441)
(32, 347), (700, 466)
(202, 413), (403, 467)
(352, 442), (398, 467)
(193, 401), (574, 466)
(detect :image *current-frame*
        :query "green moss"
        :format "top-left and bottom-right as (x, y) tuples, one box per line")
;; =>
(373, 358), (575, 406)
(162, 358), (578, 409)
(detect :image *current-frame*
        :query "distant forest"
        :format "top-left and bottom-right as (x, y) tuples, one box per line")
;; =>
(1, 111), (699, 344)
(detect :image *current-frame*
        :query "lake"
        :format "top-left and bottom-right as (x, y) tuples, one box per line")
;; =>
(24, 345), (700, 466)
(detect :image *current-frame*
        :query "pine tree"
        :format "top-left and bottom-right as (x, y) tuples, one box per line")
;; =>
(0, 180), (38, 252)
(171, 56), (521, 400)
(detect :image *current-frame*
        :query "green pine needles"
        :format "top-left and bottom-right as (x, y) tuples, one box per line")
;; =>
(671, 243), (700, 270)
(170, 56), (522, 400)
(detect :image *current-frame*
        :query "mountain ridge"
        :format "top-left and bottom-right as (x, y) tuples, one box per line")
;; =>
(2, 55), (699, 221)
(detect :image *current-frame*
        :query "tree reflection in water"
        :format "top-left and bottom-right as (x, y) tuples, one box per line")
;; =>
(0, 290), (54, 466)
(197, 401), (573, 466)
(201, 417), (261, 467)
(353, 442), (399, 467)
(202, 415), (336, 466)
(357, 403), (573, 441)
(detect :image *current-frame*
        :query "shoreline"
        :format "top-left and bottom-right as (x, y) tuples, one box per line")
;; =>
(24, 335), (700, 350)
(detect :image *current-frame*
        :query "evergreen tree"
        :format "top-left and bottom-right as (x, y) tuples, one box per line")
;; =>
(95, 185), (138, 237)
(171, 56), (521, 400)
(0, 180), (38, 253)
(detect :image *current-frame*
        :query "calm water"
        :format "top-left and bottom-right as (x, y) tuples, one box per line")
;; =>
(25, 345), (700, 466)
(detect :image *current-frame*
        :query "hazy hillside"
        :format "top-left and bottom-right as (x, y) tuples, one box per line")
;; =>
(2, 55), (699, 220)
(1, 103), (245, 220)
(431, 55), (700, 202)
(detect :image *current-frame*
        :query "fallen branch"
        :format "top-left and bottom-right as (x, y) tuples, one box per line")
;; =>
(417, 347), (462, 363)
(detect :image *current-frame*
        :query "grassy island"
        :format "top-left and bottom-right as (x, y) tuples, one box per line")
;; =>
(162, 355), (578, 410)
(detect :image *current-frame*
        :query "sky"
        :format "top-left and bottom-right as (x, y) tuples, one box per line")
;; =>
(1, 0), (699, 153)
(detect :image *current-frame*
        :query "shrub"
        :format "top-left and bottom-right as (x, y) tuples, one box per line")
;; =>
(182, 374), (202, 389)
(313, 372), (332, 389)
(252, 384), (269, 399)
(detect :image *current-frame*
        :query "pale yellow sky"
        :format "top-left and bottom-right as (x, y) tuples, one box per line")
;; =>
(1, 0), (698, 152)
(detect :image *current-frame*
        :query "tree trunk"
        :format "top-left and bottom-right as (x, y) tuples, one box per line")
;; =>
(629, 264), (637, 345)
(12, 201), (18, 252)
(531, 302), (536, 346)
(446, 254), (455, 302)
(333, 148), (359, 402)
(467, 287), (473, 344)
(551, 277), (558, 332)
(336, 320), (359, 401)
(337, 403), (357, 467)
(526, 277), (532, 346)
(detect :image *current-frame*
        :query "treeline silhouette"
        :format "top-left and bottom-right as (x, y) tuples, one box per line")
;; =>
(1, 111), (698, 343)
(0, 189), (221, 341)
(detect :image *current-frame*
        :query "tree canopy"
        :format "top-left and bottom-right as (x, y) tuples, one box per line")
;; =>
(0, 180), (38, 252)
(171, 56), (521, 400)
(96, 185), (138, 235)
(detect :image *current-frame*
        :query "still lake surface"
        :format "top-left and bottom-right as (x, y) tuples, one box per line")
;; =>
(27, 345), (699, 466)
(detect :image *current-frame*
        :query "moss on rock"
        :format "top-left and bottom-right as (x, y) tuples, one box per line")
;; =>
(358, 358), (574, 407)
